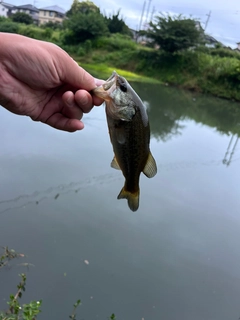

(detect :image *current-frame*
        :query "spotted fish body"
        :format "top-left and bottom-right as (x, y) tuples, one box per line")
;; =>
(93, 72), (157, 211)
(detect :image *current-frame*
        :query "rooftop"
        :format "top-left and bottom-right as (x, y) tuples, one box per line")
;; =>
(0, 1), (15, 9)
(14, 4), (39, 12)
(39, 5), (65, 14)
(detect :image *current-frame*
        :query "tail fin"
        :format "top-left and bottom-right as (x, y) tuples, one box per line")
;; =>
(117, 186), (140, 212)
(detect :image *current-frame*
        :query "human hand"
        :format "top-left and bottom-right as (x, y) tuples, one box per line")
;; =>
(0, 33), (103, 132)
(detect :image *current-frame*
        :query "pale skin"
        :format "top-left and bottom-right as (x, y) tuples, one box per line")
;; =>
(0, 33), (103, 132)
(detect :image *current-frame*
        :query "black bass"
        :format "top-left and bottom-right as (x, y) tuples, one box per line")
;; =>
(93, 71), (157, 211)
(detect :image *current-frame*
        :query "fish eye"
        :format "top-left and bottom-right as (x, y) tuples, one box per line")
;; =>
(119, 82), (127, 92)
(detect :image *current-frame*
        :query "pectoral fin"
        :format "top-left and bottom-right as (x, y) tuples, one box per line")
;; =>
(111, 156), (121, 170)
(143, 152), (157, 178)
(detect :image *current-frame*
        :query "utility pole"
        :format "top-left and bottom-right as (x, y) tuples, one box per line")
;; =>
(139, 1), (146, 32)
(144, 0), (152, 29)
(150, 5), (155, 23)
(222, 134), (239, 167)
(204, 10), (211, 31)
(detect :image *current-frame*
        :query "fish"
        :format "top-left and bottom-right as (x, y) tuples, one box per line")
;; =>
(92, 71), (157, 212)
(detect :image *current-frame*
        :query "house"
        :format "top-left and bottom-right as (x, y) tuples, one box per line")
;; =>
(234, 42), (240, 51)
(12, 4), (39, 23)
(204, 34), (220, 47)
(38, 5), (65, 25)
(0, 1), (15, 18)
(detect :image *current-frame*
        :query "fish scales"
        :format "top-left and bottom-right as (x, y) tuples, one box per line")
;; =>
(92, 71), (157, 211)
(106, 108), (150, 193)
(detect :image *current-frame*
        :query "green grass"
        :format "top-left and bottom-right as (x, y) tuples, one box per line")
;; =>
(78, 62), (162, 84)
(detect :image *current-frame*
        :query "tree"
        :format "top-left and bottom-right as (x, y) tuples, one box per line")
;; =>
(144, 14), (204, 53)
(63, 11), (108, 44)
(105, 9), (132, 36)
(67, 0), (99, 17)
(11, 12), (33, 25)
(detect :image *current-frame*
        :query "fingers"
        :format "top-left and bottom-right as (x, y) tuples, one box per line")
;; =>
(64, 89), (104, 114)
(45, 112), (85, 132)
(74, 90), (94, 113)
(62, 89), (94, 117)
(57, 49), (105, 93)
(59, 55), (96, 91)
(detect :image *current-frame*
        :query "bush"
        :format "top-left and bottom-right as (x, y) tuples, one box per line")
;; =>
(11, 12), (33, 24)
(40, 21), (62, 30)
(93, 33), (136, 50)
(18, 26), (46, 40)
(0, 21), (19, 33)
(0, 16), (8, 22)
(63, 11), (108, 44)
(209, 47), (240, 60)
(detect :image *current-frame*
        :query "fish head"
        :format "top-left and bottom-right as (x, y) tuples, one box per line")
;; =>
(93, 71), (137, 121)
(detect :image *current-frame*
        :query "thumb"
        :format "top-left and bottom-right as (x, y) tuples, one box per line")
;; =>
(58, 53), (96, 91)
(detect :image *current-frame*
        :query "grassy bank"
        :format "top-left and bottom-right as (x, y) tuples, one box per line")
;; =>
(78, 62), (161, 84)
(1, 18), (239, 101)
(71, 35), (240, 101)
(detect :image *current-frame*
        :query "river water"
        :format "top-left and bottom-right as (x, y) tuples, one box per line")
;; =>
(1, 83), (240, 320)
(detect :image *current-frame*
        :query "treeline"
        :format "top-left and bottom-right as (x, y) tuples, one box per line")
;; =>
(0, 0), (132, 43)
(1, 1), (240, 101)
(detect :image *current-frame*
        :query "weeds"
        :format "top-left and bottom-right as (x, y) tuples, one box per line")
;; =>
(0, 247), (116, 319)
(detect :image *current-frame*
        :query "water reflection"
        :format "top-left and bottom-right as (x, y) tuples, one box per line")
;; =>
(132, 82), (240, 140)
(1, 85), (240, 320)
(222, 134), (239, 166)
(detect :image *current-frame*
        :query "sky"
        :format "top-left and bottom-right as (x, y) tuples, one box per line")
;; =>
(7, 0), (240, 48)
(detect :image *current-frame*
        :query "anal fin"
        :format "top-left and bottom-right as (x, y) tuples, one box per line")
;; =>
(143, 152), (157, 178)
(111, 156), (121, 170)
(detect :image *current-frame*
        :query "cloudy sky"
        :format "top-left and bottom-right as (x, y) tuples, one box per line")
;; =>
(9, 0), (240, 48)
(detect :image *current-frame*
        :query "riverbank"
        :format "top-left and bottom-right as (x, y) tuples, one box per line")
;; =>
(71, 37), (240, 102)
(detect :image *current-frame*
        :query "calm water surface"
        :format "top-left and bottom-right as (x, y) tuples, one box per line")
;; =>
(1, 83), (240, 320)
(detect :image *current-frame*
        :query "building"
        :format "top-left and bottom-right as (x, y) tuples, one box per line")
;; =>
(12, 4), (39, 23)
(38, 5), (65, 25)
(235, 42), (240, 51)
(0, 1), (15, 18)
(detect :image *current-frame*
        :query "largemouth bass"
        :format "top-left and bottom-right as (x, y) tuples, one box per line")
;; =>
(93, 71), (157, 211)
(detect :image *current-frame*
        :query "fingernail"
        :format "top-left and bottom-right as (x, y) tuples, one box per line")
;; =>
(66, 96), (73, 106)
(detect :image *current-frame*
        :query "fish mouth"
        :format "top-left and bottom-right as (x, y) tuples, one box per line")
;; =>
(92, 71), (118, 100)
(103, 71), (118, 91)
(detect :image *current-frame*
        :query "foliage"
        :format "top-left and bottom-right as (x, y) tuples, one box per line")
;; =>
(208, 47), (240, 60)
(11, 12), (33, 25)
(104, 9), (132, 36)
(93, 33), (136, 50)
(1, 246), (116, 320)
(0, 273), (42, 320)
(0, 21), (19, 33)
(0, 247), (42, 320)
(0, 16), (8, 22)
(69, 300), (81, 320)
(63, 11), (108, 44)
(40, 21), (62, 30)
(144, 13), (205, 53)
(18, 25), (50, 40)
(67, 0), (100, 17)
